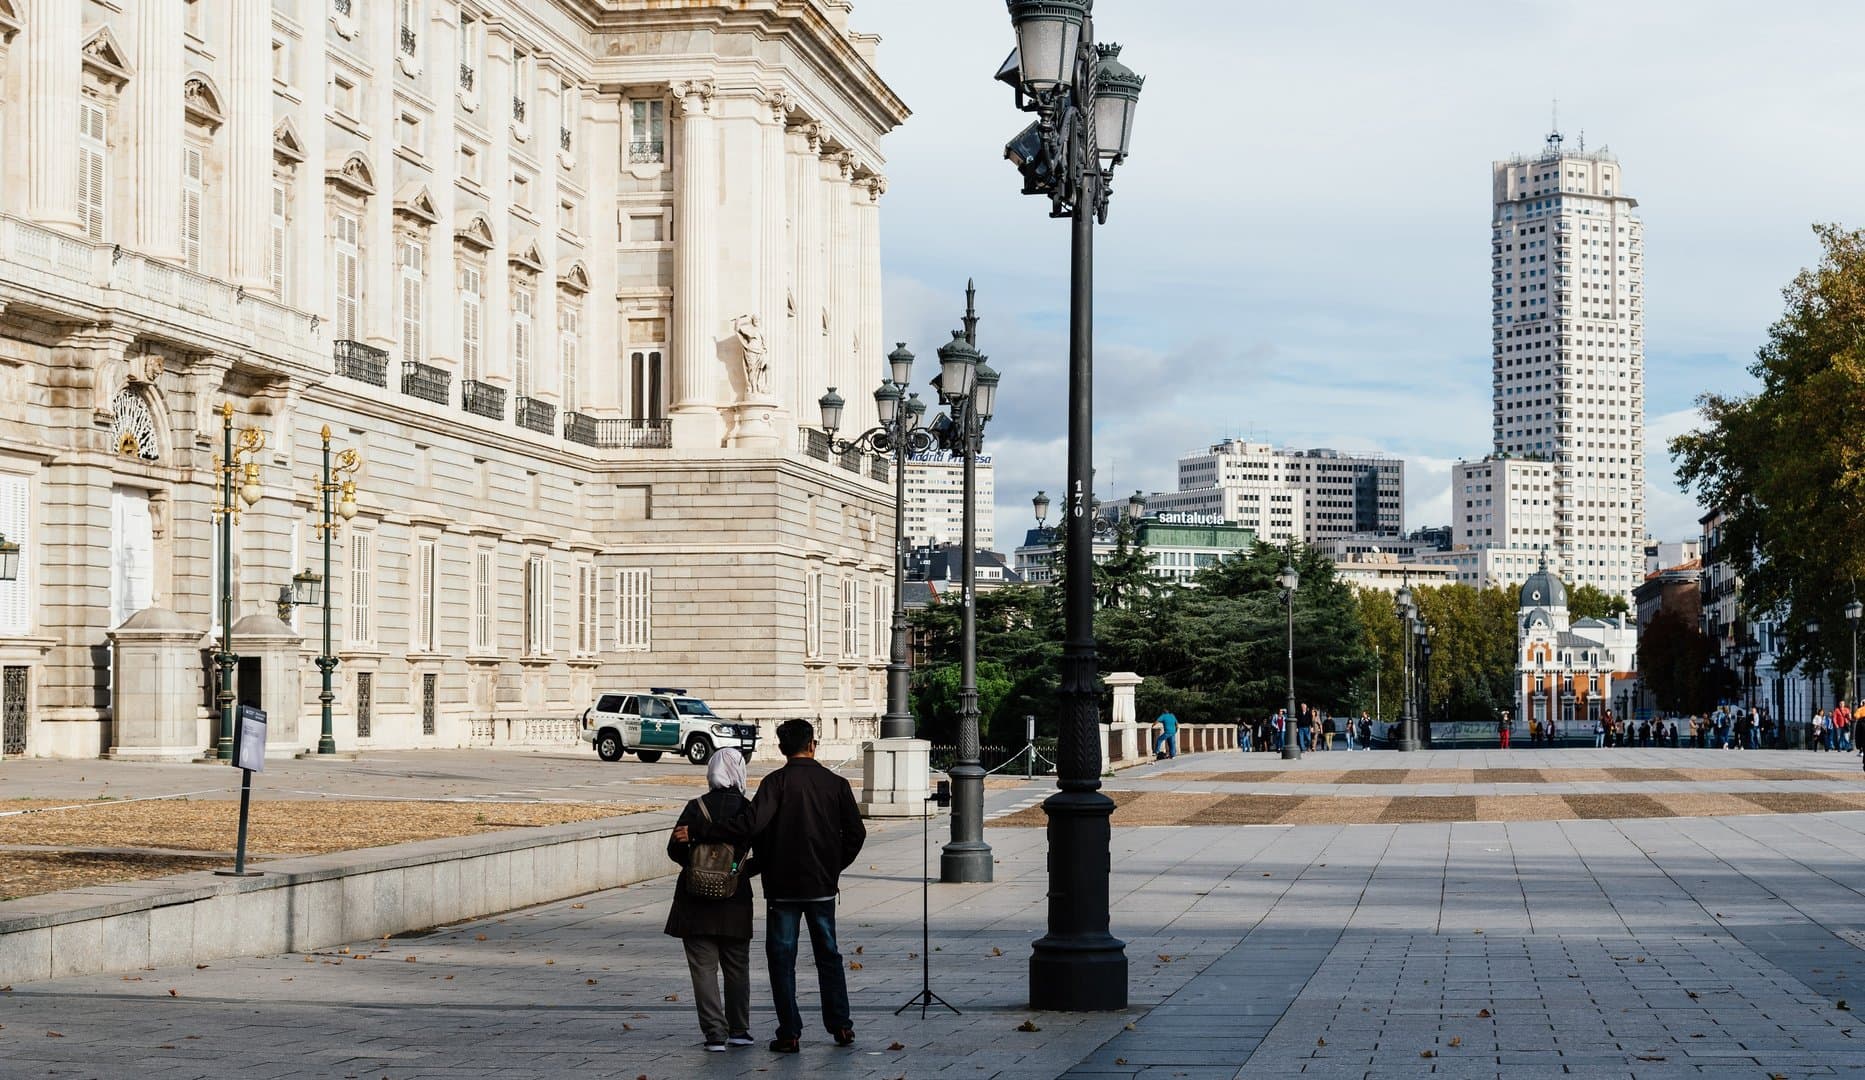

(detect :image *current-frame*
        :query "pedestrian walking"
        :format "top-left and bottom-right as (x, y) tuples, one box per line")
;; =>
(678, 719), (866, 1054)
(1322, 714), (1337, 751)
(664, 748), (757, 1052)
(1296, 704), (1316, 753)
(1236, 716), (1252, 753)
(1499, 711), (1512, 750)
(1152, 710), (1179, 759)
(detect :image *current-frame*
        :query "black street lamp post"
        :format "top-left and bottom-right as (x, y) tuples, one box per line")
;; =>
(1846, 600), (1862, 707)
(211, 402), (266, 761)
(1280, 564), (1300, 760)
(1001, 0), (1142, 1012)
(1394, 585), (1420, 751)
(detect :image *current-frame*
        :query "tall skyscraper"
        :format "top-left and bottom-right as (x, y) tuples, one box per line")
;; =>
(1488, 128), (1646, 595)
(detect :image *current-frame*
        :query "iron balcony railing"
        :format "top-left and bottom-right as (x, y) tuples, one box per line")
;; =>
(838, 448), (861, 473)
(459, 64), (475, 92)
(515, 395), (555, 435)
(560, 127), (572, 152)
(563, 414), (671, 449)
(629, 140), (664, 164)
(401, 360), (450, 405)
(333, 340), (388, 387)
(512, 97), (527, 123)
(400, 27), (417, 55)
(805, 428), (830, 462)
(869, 455), (889, 482)
(461, 379), (505, 420)
(334, 0), (351, 14)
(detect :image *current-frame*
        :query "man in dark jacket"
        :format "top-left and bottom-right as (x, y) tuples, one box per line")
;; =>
(678, 718), (866, 1053)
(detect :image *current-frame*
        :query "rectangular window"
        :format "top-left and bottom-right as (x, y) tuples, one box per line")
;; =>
(630, 349), (664, 420)
(397, 0), (417, 54)
(512, 287), (533, 396)
(78, 101), (107, 240)
(559, 305), (580, 412)
(347, 530), (374, 646)
(459, 264), (482, 381)
(397, 112), (422, 156)
(177, 146), (205, 270)
(413, 537), (436, 652)
(457, 14), (478, 90)
(821, 574), (840, 659)
(871, 584), (888, 661)
(269, 181), (289, 298)
(843, 578), (859, 658)
(332, 211), (360, 340)
(511, 172), (531, 210)
(615, 568), (650, 651)
(0, 474), (29, 635)
(398, 237), (424, 362)
(629, 99), (665, 162)
(472, 547), (494, 652)
(524, 555), (554, 655)
(804, 570), (820, 660)
(458, 144), (480, 183)
(576, 563), (597, 655)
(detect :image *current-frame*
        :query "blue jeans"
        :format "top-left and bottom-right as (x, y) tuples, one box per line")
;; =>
(1153, 730), (1177, 757)
(766, 900), (850, 1040)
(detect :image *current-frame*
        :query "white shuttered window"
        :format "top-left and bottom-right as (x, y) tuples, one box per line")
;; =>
(0, 474), (29, 635)
(332, 212), (360, 340)
(575, 564), (597, 655)
(472, 548), (494, 652)
(347, 530), (374, 646)
(181, 147), (204, 270)
(78, 101), (108, 240)
(270, 181), (289, 297)
(615, 568), (650, 651)
(413, 538), (436, 652)
(842, 578), (859, 658)
(524, 555), (551, 655)
(398, 238), (425, 362)
(512, 287), (533, 396)
(559, 305), (580, 413)
(459, 265), (482, 381)
(804, 570), (820, 660)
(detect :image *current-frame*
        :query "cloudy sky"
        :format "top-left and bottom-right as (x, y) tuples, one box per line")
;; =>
(854, 0), (1865, 551)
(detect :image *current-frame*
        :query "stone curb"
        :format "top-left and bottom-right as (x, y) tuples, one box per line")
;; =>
(0, 809), (679, 986)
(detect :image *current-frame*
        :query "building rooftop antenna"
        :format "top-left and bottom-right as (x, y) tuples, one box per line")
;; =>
(1546, 98), (1563, 153)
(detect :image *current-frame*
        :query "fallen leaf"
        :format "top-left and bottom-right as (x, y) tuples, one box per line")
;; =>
(303, 956), (314, 963)
(339, 947), (350, 955)
(664, 993), (680, 1002)
(888, 1041), (905, 1051)
(185, 1036), (200, 1040)
(990, 947), (1003, 957)
(1473, 929), (1484, 935)
(1840, 1000), (1852, 1011)
(46, 1031), (63, 1038)
(405, 957), (417, 963)
(157, 1045), (174, 1050)
(586, 979), (598, 986)
(168, 989), (178, 997)
(1420, 1049), (1436, 1058)
(908, 953), (918, 960)
(194, 964), (209, 970)
(848, 961), (863, 970)
(1637, 957), (1646, 964)
(545, 959), (555, 965)
(1316, 1037), (1326, 1047)
(621, 1023), (633, 1032)
(1124, 1023), (1136, 1031)
(855, 946), (864, 955)
(1477, 1008), (1492, 1018)
(1448, 1036), (1462, 1048)
(1636, 1055), (1667, 1062)
(1115, 1059), (1127, 1066)
(1262, 872), (1271, 877)
(476, 934), (488, 942)
(1157, 954), (1172, 963)
(571, 903), (585, 910)
(1687, 991), (1699, 1000)
(444, 975), (454, 981)
(1016, 1020), (1041, 1032)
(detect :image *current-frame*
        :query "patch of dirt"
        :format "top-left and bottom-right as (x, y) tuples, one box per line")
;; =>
(1732, 791), (1865, 815)
(1379, 796), (1478, 823)
(1471, 796), (1573, 821)
(0, 799), (653, 901)
(1184, 795), (1309, 825)
(1603, 769), (1692, 783)
(1482, 770), (1549, 784)
(1332, 770), (1415, 786)
(1562, 794), (1672, 819)
(993, 790), (1142, 828)
(1650, 793), (1773, 818)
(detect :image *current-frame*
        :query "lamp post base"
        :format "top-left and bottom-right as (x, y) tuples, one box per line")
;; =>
(941, 761), (993, 883)
(857, 737), (934, 819)
(316, 734), (337, 755)
(1030, 939), (1129, 1011)
(1028, 788), (1127, 1011)
(939, 840), (993, 884)
(1281, 740), (1301, 760)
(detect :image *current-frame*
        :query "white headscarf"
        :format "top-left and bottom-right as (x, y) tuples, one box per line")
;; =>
(706, 747), (747, 793)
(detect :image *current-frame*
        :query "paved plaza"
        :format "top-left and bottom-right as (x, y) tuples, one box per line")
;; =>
(5, 748), (1865, 1078)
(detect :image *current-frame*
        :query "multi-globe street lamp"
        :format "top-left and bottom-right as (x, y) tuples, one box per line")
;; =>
(1279, 564), (1300, 761)
(1846, 599), (1862, 707)
(820, 291), (1002, 885)
(1807, 616), (1823, 727)
(999, 0), (1143, 1011)
(211, 402), (266, 761)
(278, 428), (365, 755)
(1394, 585), (1420, 751)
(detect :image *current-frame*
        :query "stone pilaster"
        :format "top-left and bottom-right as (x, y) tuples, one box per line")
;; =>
(822, 147), (851, 431)
(760, 91), (793, 424)
(427, 2), (459, 369)
(362, 0), (397, 351)
(296, 3), (327, 323)
(535, 70), (561, 406)
(669, 80), (719, 449)
(483, 39), (513, 388)
(134, 0), (182, 259)
(585, 93), (623, 412)
(789, 121), (825, 435)
(227, 0), (273, 289)
(25, 0), (79, 228)
(855, 174), (885, 434)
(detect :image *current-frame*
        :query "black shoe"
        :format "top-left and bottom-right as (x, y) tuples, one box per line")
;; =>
(834, 1028), (856, 1047)
(769, 1037), (800, 1054)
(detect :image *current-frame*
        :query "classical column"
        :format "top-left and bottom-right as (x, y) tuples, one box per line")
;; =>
(483, 39), (512, 386)
(296, 1), (327, 316)
(585, 93), (623, 412)
(821, 146), (851, 430)
(790, 121), (825, 436)
(760, 91), (792, 422)
(854, 174), (885, 433)
(362, 0), (397, 349)
(534, 70), (560, 405)
(426, 2), (459, 367)
(135, 0), (182, 259)
(668, 79), (719, 449)
(25, 0), (80, 227)
(227, 0), (273, 289)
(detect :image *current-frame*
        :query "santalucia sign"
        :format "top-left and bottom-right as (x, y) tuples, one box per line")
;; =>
(1152, 511), (1228, 527)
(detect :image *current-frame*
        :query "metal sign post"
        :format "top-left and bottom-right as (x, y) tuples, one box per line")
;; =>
(217, 705), (267, 877)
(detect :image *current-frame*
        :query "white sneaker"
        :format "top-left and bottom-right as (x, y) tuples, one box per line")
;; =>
(705, 1043), (727, 1053)
(727, 1034), (756, 1047)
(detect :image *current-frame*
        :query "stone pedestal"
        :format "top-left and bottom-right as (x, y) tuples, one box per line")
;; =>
(106, 607), (206, 761)
(228, 612), (305, 756)
(727, 395), (784, 450)
(857, 736), (932, 819)
(1105, 671), (1143, 767)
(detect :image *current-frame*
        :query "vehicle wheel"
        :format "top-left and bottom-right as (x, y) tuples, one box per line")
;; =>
(635, 750), (663, 764)
(685, 736), (714, 766)
(595, 731), (625, 763)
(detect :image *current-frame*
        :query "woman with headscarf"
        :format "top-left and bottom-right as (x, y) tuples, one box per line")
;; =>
(664, 747), (757, 1051)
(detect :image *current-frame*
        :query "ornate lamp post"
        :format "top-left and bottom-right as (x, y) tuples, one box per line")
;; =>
(1806, 616), (1823, 734)
(302, 429), (362, 754)
(1846, 600), (1862, 707)
(1394, 585), (1419, 751)
(1420, 635), (1434, 741)
(1001, 0), (1143, 1011)
(211, 403), (266, 761)
(1279, 563), (1300, 760)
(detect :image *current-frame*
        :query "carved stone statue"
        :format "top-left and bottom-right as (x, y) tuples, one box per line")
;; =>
(735, 314), (770, 398)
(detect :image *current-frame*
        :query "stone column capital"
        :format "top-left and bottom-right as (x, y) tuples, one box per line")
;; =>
(670, 79), (716, 115)
(788, 119), (822, 153)
(763, 88), (795, 124)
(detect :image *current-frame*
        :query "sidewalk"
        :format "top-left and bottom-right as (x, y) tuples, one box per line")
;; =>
(5, 755), (1865, 1077)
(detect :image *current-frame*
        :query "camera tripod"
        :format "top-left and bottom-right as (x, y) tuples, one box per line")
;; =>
(895, 780), (960, 1018)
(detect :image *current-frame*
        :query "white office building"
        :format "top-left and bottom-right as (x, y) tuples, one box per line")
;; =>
(902, 452), (993, 551)
(1148, 439), (1403, 546)
(1490, 128), (1646, 595)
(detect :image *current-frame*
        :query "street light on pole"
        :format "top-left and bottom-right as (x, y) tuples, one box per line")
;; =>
(1001, 0), (1142, 1012)
(1394, 585), (1419, 752)
(1846, 599), (1862, 707)
(1807, 616), (1823, 721)
(211, 402), (266, 762)
(307, 428), (362, 754)
(1279, 563), (1300, 761)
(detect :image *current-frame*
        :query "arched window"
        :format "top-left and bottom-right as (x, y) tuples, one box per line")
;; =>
(111, 388), (161, 462)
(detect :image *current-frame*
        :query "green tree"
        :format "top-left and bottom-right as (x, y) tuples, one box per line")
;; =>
(1567, 583), (1631, 622)
(1410, 584), (1519, 725)
(1637, 607), (1715, 714)
(908, 584), (1061, 744)
(1673, 224), (1865, 677)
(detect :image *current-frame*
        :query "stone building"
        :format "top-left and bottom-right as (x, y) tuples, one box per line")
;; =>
(1514, 555), (1636, 731)
(0, 0), (909, 759)
(1147, 439), (1404, 546)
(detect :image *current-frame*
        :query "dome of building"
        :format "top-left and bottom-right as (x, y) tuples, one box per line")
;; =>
(1518, 553), (1567, 610)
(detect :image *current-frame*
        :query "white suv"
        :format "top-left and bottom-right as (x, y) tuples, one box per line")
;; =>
(578, 688), (758, 765)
